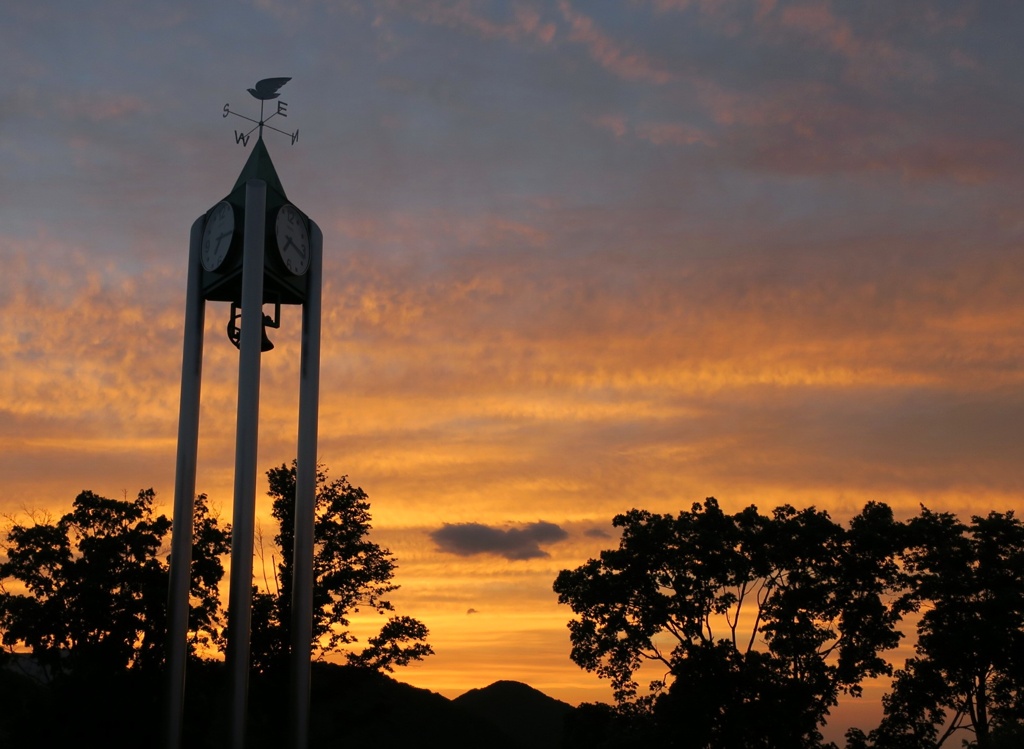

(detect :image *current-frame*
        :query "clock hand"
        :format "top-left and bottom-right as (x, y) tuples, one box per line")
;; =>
(285, 235), (307, 259)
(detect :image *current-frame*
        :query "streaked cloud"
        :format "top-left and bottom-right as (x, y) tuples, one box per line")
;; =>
(2, 1), (1024, 729)
(394, 0), (557, 45)
(559, 1), (673, 84)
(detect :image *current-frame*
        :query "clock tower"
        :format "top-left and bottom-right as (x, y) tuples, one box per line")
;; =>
(165, 81), (322, 749)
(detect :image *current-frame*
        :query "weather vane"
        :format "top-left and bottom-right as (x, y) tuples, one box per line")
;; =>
(222, 77), (299, 147)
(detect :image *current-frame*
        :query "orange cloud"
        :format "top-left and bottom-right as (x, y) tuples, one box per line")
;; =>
(4, 1), (1022, 729)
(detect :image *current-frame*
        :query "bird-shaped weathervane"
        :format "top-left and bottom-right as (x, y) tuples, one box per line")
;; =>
(248, 77), (290, 100)
(223, 77), (299, 147)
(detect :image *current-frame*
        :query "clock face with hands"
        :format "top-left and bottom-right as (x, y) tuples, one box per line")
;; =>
(201, 201), (236, 271)
(275, 204), (309, 275)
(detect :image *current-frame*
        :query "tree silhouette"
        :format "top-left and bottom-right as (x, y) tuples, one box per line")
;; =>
(868, 508), (1024, 748)
(554, 499), (908, 748)
(0, 489), (229, 678)
(249, 463), (433, 675)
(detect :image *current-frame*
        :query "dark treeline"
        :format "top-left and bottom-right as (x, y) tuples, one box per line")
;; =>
(555, 500), (1024, 749)
(1, 478), (1021, 748)
(0, 463), (432, 748)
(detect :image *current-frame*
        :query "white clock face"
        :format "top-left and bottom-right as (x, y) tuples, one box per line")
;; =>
(275, 204), (310, 275)
(201, 201), (235, 271)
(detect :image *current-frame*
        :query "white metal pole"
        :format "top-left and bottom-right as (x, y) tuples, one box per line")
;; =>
(165, 215), (207, 749)
(227, 179), (267, 749)
(290, 220), (323, 749)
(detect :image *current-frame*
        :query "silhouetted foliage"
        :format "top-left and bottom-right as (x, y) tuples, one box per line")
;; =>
(562, 700), (659, 749)
(866, 509), (1024, 749)
(0, 489), (229, 677)
(249, 462), (433, 675)
(554, 499), (909, 748)
(0, 490), (229, 748)
(0, 468), (435, 747)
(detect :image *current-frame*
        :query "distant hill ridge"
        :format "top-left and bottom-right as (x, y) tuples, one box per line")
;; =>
(454, 680), (575, 749)
(303, 666), (580, 749)
(0, 658), (583, 748)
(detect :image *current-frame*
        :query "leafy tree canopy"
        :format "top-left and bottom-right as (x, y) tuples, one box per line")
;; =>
(867, 509), (1024, 749)
(0, 489), (229, 677)
(0, 464), (431, 685)
(249, 463), (433, 675)
(554, 499), (908, 748)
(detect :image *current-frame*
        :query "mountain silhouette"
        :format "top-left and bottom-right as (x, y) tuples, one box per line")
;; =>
(1, 656), (580, 748)
(265, 664), (521, 749)
(454, 680), (575, 749)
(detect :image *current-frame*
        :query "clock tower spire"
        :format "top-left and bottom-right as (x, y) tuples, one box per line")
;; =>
(166, 81), (322, 749)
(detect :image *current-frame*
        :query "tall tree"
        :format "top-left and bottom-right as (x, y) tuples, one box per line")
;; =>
(249, 463), (432, 675)
(553, 499), (907, 748)
(869, 509), (1024, 749)
(0, 489), (229, 677)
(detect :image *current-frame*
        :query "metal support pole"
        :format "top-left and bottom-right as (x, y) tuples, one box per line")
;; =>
(165, 215), (207, 749)
(290, 221), (323, 749)
(227, 179), (267, 749)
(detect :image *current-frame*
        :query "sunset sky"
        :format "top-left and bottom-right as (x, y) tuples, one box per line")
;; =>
(3, 0), (1024, 737)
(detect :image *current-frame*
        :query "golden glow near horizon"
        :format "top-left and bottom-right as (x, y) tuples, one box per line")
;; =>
(2, 3), (1024, 742)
